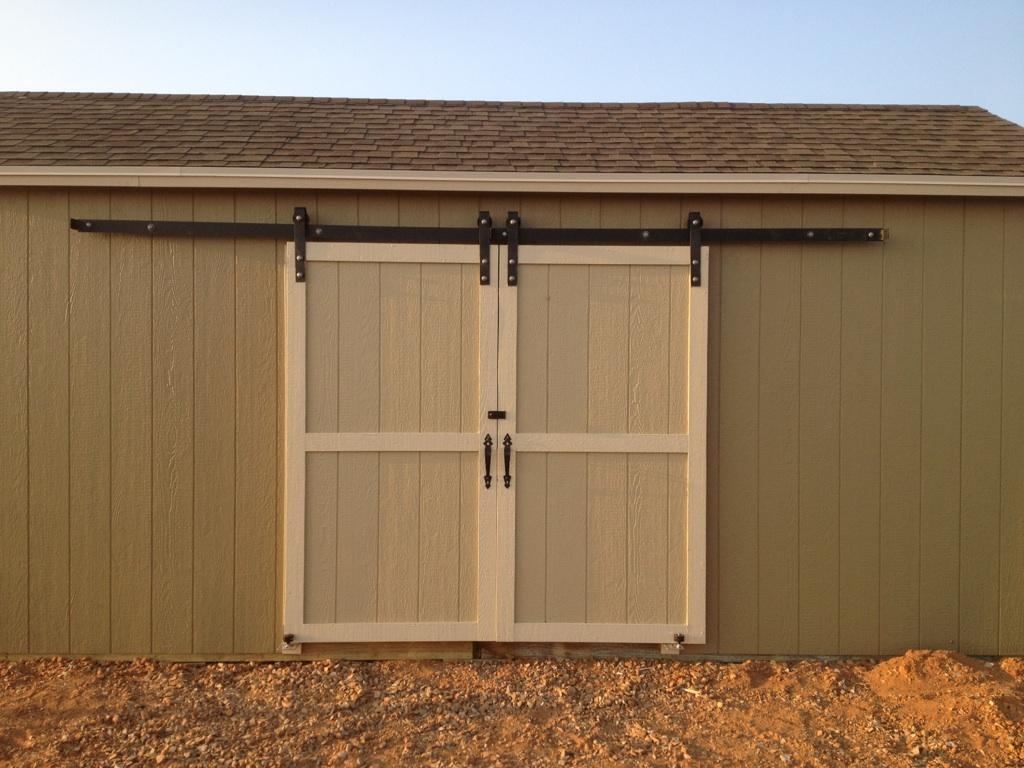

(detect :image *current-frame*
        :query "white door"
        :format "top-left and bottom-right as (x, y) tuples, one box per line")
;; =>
(284, 242), (497, 643)
(497, 244), (708, 644)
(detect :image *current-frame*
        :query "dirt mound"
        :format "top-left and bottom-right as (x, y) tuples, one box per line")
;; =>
(1002, 656), (1024, 681)
(865, 649), (997, 693)
(861, 650), (1024, 765)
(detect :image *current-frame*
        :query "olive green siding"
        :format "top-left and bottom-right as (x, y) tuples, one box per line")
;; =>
(1, 189), (1022, 656)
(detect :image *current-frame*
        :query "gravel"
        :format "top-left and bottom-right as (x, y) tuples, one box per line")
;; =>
(1, 649), (1022, 766)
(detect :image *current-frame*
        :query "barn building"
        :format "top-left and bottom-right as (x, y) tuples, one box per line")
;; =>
(1, 93), (1022, 659)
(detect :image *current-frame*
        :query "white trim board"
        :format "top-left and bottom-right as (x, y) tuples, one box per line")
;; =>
(3, 165), (1024, 196)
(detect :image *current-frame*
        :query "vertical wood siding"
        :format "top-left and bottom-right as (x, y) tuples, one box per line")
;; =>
(0, 190), (29, 654)
(108, 191), (153, 653)
(1, 189), (1021, 656)
(69, 190), (112, 654)
(2, 189), (279, 655)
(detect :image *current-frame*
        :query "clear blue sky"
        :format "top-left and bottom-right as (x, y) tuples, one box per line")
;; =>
(2, 0), (1022, 125)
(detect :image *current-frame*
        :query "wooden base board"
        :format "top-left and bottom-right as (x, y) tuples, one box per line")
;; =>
(298, 642), (474, 660)
(478, 642), (672, 660)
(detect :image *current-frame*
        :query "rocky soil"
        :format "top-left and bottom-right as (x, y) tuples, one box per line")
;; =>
(1, 650), (1022, 766)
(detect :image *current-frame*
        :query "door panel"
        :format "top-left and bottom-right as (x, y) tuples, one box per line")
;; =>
(502, 247), (707, 644)
(305, 261), (480, 434)
(284, 244), (495, 644)
(511, 452), (688, 626)
(514, 263), (690, 434)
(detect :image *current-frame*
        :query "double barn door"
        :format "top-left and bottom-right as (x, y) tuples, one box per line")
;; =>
(284, 228), (708, 646)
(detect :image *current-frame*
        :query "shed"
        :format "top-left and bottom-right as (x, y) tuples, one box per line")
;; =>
(1, 93), (1022, 659)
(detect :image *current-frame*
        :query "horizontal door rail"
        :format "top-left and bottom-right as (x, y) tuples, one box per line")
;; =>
(306, 243), (478, 263)
(288, 620), (482, 644)
(508, 244), (687, 266)
(514, 433), (689, 454)
(513, 622), (703, 644)
(72, 207), (885, 287)
(71, 217), (886, 245)
(304, 432), (479, 452)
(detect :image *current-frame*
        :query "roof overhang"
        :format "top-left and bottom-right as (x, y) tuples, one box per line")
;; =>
(1, 166), (1023, 197)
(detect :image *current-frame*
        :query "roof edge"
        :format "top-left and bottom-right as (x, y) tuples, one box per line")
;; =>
(2, 166), (1024, 197)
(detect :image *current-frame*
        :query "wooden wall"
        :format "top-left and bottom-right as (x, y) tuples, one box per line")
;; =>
(0, 189), (279, 656)
(1, 188), (1021, 656)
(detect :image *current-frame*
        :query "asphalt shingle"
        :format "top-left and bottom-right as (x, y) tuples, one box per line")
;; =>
(0, 92), (1022, 176)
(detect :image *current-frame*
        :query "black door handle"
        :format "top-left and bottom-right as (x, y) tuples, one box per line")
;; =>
(502, 434), (512, 488)
(483, 434), (493, 489)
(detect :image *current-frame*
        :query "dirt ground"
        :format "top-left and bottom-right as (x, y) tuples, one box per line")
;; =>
(0, 649), (1022, 767)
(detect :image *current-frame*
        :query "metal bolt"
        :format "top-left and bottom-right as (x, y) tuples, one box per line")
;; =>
(84, 221), (93, 229)
(641, 230), (650, 240)
(296, 271), (304, 279)
(509, 259), (516, 266)
(806, 231), (815, 239)
(509, 276), (517, 284)
(509, 218), (519, 227)
(481, 258), (488, 265)
(315, 227), (323, 236)
(479, 218), (489, 226)
(481, 275), (489, 283)
(692, 276), (699, 284)
(294, 214), (303, 223)
(296, 254), (304, 262)
(691, 219), (700, 227)
(868, 231), (875, 238)
(691, 259), (698, 266)
(146, 222), (156, 232)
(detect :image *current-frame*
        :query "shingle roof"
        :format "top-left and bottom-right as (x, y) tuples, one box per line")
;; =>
(2, 92), (1023, 176)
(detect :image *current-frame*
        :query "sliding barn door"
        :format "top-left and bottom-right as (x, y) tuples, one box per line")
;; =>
(284, 238), (707, 647)
(284, 243), (496, 643)
(498, 246), (708, 644)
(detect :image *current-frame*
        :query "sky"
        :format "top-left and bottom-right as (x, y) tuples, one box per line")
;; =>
(1, 0), (1022, 125)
